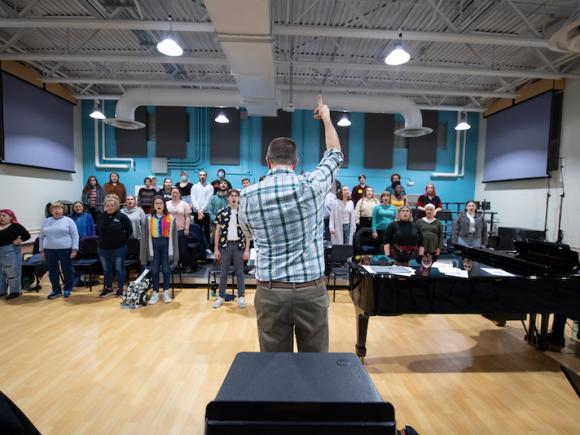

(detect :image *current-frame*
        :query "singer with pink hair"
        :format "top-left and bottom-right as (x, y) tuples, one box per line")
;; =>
(416, 183), (442, 219)
(0, 209), (31, 299)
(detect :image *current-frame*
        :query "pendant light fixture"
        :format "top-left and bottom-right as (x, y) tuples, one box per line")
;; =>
(337, 112), (351, 127)
(157, 15), (183, 57)
(214, 109), (230, 124)
(89, 100), (106, 119)
(455, 112), (471, 131)
(385, 32), (411, 66)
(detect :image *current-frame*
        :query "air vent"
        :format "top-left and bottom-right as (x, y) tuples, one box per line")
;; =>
(394, 126), (433, 138)
(104, 118), (146, 130)
(548, 19), (580, 53)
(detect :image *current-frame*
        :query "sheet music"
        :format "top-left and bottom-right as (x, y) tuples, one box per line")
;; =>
(481, 267), (515, 277)
(432, 261), (454, 270)
(440, 268), (469, 278)
(361, 265), (376, 274)
(361, 265), (416, 277)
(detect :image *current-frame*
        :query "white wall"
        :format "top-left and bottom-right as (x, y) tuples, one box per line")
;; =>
(475, 79), (580, 250)
(0, 104), (83, 238)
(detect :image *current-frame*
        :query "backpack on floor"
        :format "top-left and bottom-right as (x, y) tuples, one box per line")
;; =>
(121, 269), (150, 309)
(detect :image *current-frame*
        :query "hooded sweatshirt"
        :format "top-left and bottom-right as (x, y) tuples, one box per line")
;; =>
(121, 206), (146, 240)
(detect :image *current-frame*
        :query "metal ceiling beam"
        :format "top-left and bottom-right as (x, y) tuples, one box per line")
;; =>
(0, 18), (551, 49)
(285, 83), (514, 99)
(0, 53), (229, 65)
(282, 60), (579, 80)
(0, 17), (214, 32)
(40, 76), (516, 99)
(42, 77), (237, 87)
(72, 92), (486, 112)
(2, 52), (576, 80)
(273, 24), (549, 48)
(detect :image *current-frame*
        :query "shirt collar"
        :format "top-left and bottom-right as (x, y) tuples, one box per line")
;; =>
(267, 167), (295, 176)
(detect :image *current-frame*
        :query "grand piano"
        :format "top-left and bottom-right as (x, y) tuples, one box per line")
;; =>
(349, 241), (580, 359)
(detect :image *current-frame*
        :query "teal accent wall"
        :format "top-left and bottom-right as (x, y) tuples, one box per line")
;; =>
(82, 101), (479, 202)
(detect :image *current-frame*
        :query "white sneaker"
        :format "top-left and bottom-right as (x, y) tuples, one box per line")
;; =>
(148, 291), (159, 305)
(238, 296), (247, 308)
(212, 296), (225, 309)
(162, 290), (171, 304)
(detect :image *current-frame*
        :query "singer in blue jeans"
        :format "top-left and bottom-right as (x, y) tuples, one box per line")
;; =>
(39, 202), (79, 299)
(140, 196), (179, 305)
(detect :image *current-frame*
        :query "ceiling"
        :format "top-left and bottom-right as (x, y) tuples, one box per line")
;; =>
(0, 0), (579, 112)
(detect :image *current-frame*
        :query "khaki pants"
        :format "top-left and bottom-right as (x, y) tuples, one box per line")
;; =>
(254, 280), (329, 352)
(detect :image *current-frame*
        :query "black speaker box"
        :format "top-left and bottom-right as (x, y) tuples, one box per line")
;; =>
(205, 352), (396, 435)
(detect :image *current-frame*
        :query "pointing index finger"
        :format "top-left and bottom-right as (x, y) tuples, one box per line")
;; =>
(317, 94), (323, 106)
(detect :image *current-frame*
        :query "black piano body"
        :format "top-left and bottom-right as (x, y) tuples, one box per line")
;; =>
(350, 246), (580, 358)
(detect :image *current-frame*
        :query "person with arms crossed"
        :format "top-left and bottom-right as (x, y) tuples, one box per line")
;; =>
(239, 95), (343, 352)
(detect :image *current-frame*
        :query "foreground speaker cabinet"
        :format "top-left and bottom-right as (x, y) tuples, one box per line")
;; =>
(205, 352), (396, 435)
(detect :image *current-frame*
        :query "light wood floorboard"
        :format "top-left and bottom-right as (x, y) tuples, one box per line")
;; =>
(1, 287), (578, 434)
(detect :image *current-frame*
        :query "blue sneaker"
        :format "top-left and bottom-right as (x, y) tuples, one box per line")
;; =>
(63, 291), (71, 298)
(47, 291), (62, 299)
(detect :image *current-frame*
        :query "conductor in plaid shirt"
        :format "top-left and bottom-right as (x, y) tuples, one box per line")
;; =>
(239, 96), (343, 352)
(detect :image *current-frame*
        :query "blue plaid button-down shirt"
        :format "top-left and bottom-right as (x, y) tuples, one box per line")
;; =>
(239, 149), (343, 282)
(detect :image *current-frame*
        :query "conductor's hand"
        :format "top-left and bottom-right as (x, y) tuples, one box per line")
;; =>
(214, 249), (220, 262)
(313, 95), (330, 121)
(372, 232), (378, 240)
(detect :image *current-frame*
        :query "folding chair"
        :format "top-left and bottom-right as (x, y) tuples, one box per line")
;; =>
(327, 244), (354, 302)
(21, 238), (46, 292)
(207, 265), (237, 301)
(73, 236), (100, 292)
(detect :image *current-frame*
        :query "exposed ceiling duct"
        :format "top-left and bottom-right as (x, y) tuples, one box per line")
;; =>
(548, 19), (580, 53)
(106, 88), (432, 137)
(203, 0), (277, 117)
(286, 93), (433, 138)
(105, 88), (241, 129)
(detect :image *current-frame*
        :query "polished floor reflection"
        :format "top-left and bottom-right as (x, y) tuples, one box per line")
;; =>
(1, 288), (578, 434)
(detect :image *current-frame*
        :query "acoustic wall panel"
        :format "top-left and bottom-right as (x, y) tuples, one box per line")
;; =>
(155, 106), (188, 158)
(210, 108), (240, 165)
(363, 113), (394, 169)
(407, 111), (438, 170)
(116, 106), (147, 157)
(320, 111), (349, 167)
(261, 110), (292, 161)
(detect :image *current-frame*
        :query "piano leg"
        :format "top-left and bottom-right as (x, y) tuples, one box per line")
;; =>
(538, 313), (550, 350)
(526, 313), (550, 350)
(355, 307), (369, 360)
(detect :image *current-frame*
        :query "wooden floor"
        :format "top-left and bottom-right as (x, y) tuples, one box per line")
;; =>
(1, 286), (578, 434)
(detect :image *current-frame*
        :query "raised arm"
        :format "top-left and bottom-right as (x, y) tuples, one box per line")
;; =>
(308, 95), (344, 195)
(315, 95), (341, 152)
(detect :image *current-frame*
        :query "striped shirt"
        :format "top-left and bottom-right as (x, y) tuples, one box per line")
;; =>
(239, 149), (343, 282)
(150, 214), (172, 238)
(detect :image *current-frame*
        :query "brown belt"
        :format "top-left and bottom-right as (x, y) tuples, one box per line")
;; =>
(256, 278), (324, 289)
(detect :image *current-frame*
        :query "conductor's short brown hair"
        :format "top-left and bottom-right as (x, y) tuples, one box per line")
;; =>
(266, 137), (297, 165)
